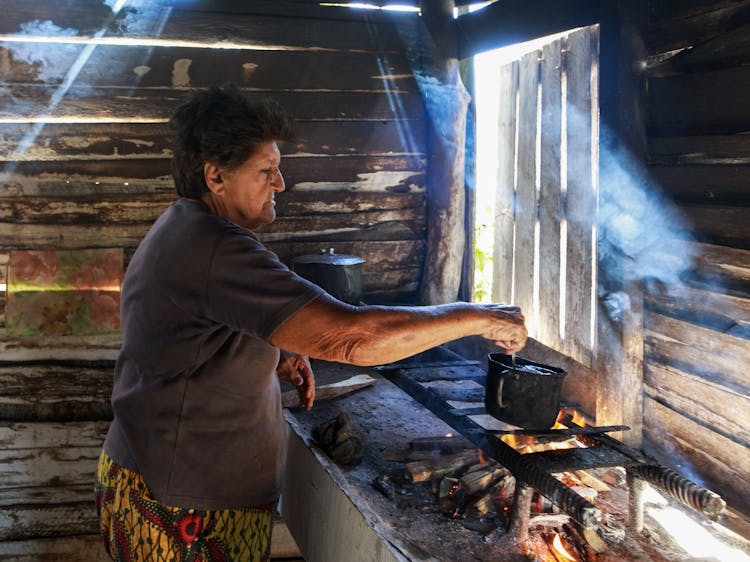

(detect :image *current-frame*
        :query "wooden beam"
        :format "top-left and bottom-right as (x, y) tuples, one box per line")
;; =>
(491, 61), (518, 305)
(417, 0), (469, 304)
(595, 1), (648, 448)
(455, 0), (601, 60)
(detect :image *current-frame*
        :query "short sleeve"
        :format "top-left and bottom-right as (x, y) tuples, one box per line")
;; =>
(206, 229), (324, 340)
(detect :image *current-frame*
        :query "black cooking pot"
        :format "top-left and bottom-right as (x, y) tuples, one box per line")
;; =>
(484, 353), (567, 429)
(291, 248), (364, 305)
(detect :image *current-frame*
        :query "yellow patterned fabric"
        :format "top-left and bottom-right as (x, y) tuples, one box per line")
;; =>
(95, 450), (273, 562)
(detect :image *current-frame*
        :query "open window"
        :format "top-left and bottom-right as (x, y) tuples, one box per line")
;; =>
(473, 26), (599, 366)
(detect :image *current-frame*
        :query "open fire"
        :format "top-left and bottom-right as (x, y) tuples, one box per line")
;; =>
(377, 364), (741, 561)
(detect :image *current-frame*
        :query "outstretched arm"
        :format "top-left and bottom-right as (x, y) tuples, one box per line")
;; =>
(269, 292), (527, 367)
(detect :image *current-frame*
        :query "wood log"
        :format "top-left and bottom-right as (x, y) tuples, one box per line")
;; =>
(491, 60), (518, 304)
(404, 449), (483, 483)
(537, 39), (564, 352)
(0, 191), (423, 225)
(644, 360), (750, 447)
(513, 48), (540, 332)
(646, 0), (750, 53)
(691, 241), (750, 283)
(0, 534), (112, 561)
(565, 26), (596, 366)
(0, 1), (407, 50)
(644, 311), (750, 391)
(649, 164), (750, 204)
(644, 280), (750, 334)
(1, 157), (425, 203)
(0, 446), (99, 489)
(648, 66), (750, 135)
(648, 134), (750, 166)
(0, 118), (424, 164)
(0, 87), (424, 124)
(0, 366), (113, 421)
(459, 465), (509, 496)
(647, 23), (750, 76)
(0, 421), (109, 451)
(0, 483), (93, 508)
(642, 397), (750, 517)
(0, 43), (414, 91)
(678, 204), (750, 245)
(0, 502), (98, 542)
(0, 209), (424, 248)
(572, 470), (611, 492)
(0, 334), (121, 362)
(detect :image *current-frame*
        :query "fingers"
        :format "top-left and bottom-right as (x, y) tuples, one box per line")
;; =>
(277, 353), (316, 410)
(482, 303), (528, 353)
(299, 356), (316, 410)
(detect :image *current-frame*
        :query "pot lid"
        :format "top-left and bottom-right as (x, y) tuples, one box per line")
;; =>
(292, 248), (365, 266)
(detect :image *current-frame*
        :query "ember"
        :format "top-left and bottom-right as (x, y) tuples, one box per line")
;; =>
(378, 362), (740, 560)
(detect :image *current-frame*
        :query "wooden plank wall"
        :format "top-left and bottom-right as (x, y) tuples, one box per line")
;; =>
(0, 0), (426, 555)
(491, 26), (597, 369)
(643, 0), (750, 534)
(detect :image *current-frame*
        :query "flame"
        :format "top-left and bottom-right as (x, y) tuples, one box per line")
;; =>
(500, 433), (583, 454)
(498, 409), (593, 453)
(551, 533), (577, 561)
(570, 410), (588, 427)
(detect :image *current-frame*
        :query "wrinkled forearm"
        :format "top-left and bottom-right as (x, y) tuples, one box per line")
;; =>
(271, 296), (492, 366)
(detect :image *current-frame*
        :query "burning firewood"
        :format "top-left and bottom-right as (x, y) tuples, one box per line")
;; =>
(463, 491), (494, 518)
(404, 449), (484, 483)
(546, 531), (579, 562)
(572, 470), (611, 492)
(459, 464), (510, 495)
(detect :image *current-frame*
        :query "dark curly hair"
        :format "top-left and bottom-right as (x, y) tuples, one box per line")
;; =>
(169, 84), (295, 198)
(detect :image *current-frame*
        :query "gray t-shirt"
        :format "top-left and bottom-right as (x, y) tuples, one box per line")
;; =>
(103, 198), (324, 510)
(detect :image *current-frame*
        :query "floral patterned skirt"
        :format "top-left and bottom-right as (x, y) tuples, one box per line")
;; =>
(95, 450), (274, 562)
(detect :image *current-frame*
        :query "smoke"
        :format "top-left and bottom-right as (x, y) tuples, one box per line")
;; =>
(595, 116), (696, 294)
(2, 20), (81, 83)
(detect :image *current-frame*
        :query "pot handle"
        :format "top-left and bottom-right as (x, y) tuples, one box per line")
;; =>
(495, 376), (508, 408)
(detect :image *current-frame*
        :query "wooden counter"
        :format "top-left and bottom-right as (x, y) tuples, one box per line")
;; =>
(281, 359), (528, 562)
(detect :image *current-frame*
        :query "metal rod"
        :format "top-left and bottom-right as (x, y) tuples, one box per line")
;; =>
(630, 465), (726, 520)
(494, 424), (630, 437)
(384, 369), (603, 530)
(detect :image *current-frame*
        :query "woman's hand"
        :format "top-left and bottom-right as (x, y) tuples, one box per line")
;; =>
(480, 304), (528, 354)
(277, 351), (315, 410)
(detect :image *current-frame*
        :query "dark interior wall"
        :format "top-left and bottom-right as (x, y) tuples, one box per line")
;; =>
(0, 0), (428, 307)
(0, 0), (426, 553)
(642, 0), (750, 534)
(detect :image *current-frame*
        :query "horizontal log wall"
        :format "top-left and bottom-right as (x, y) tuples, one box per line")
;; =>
(0, 0), (427, 554)
(643, 0), (750, 536)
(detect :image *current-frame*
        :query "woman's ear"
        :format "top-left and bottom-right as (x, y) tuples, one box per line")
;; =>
(204, 162), (225, 194)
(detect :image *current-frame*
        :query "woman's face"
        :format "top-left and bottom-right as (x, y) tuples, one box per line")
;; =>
(208, 141), (285, 230)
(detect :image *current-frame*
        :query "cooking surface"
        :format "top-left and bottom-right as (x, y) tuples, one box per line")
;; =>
(285, 358), (532, 561)
(284, 353), (688, 561)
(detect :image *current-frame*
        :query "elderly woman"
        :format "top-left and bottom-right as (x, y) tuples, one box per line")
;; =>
(96, 84), (527, 561)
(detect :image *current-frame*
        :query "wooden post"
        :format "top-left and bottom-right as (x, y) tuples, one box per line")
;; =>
(595, 0), (648, 448)
(418, 0), (470, 305)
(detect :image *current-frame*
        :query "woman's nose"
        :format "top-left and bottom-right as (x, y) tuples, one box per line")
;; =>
(272, 168), (285, 192)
